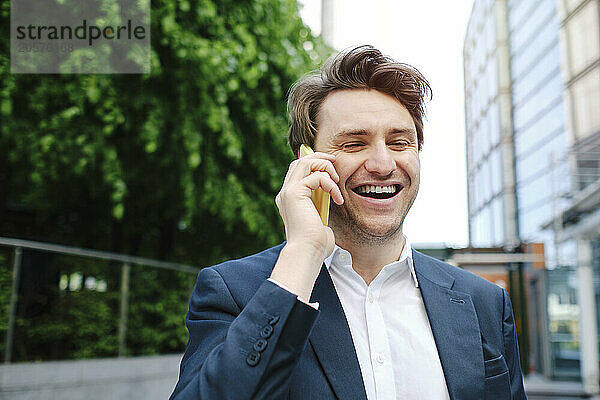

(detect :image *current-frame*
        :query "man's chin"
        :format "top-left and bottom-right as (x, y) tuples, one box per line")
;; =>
(330, 212), (403, 244)
(358, 224), (402, 240)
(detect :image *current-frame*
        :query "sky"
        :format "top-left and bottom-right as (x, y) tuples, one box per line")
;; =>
(299, 0), (475, 246)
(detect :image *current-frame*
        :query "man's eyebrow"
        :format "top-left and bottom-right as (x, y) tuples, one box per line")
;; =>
(333, 129), (370, 138)
(387, 127), (417, 136)
(333, 127), (416, 138)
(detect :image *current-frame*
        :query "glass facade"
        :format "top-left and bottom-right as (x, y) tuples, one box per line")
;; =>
(508, 0), (572, 255)
(464, 0), (505, 247)
(546, 267), (580, 378)
(547, 240), (600, 378)
(466, 0), (600, 382)
(465, 0), (572, 248)
(508, 0), (577, 377)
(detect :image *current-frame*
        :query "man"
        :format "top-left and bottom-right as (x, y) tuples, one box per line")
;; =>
(171, 45), (526, 399)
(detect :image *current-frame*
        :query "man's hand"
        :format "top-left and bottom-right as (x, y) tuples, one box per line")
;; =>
(270, 152), (344, 302)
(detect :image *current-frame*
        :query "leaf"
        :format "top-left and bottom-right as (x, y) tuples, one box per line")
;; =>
(112, 203), (124, 220)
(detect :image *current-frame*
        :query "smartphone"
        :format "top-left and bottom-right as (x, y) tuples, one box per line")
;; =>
(299, 144), (331, 226)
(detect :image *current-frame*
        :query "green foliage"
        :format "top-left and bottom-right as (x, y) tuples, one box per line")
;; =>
(6, 253), (120, 361)
(0, 0), (331, 361)
(126, 267), (194, 356)
(17, 287), (120, 360)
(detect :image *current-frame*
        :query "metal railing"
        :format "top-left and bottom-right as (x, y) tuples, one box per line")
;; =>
(0, 236), (201, 363)
(572, 151), (600, 192)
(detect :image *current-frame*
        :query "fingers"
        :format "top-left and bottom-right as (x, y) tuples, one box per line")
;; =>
(285, 152), (339, 186)
(276, 168), (343, 211)
(277, 152), (343, 223)
(298, 151), (336, 162)
(300, 171), (344, 205)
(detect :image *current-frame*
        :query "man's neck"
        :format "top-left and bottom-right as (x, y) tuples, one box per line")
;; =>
(335, 232), (406, 286)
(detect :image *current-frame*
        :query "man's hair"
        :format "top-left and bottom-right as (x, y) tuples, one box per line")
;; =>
(287, 45), (431, 156)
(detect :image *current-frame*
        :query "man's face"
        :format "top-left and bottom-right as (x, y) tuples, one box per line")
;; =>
(314, 89), (420, 243)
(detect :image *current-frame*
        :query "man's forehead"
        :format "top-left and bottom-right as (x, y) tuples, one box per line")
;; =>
(318, 89), (412, 117)
(316, 90), (416, 131)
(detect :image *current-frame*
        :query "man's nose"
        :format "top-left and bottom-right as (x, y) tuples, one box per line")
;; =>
(364, 143), (396, 176)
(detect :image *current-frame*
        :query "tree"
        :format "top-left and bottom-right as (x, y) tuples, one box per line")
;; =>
(0, 0), (330, 360)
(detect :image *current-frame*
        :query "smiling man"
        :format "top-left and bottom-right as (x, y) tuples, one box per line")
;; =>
(171, 46), (527, 400)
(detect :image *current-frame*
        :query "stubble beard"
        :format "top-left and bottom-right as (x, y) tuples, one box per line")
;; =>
(328, 201), (407, 248)
(329, 173), (419, 248)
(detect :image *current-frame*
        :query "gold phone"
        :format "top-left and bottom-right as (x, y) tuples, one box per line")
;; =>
(299, 144), (331, 226)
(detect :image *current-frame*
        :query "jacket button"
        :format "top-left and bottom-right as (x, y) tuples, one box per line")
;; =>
(246, 350), (260, 366)
(253, 338), (268, 352)
(268, 315), (280, 325)
(260, 325), (274, 338)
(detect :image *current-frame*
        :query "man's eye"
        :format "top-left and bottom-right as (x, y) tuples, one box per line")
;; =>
(343, 143), (363, 150)
(389, 141), (409, 148)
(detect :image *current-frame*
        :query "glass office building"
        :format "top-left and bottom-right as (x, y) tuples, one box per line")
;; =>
(464, 0), (519, 249)
(508, 0), (574, 264)
(464, 0), (600, 383)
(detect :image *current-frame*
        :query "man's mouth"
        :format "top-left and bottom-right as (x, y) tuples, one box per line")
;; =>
(352, 184), (402, 199)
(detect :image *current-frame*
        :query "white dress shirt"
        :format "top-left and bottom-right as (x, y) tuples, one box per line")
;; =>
(324, 236), (450, 400)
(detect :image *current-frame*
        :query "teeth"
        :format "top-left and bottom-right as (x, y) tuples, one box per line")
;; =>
(356, 185), (397, 194)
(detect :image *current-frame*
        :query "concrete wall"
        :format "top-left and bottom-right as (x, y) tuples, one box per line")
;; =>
(0, 354), (182, 400)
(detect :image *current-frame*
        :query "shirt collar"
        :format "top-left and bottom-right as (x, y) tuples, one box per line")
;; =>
(324, 235), (419, 287)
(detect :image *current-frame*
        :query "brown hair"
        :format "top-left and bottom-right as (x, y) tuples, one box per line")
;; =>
(287, 45), (431, 156)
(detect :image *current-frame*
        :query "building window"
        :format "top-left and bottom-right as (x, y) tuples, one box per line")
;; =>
(571, 66), (600, 140)
(565, 1), (600, 77)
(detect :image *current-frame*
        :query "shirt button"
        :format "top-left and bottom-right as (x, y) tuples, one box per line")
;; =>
(338, 253), (349, 264)
(376, 354), (385, 364)
(368, 294), (374, 303)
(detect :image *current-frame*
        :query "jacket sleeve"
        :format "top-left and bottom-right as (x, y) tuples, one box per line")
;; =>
(502, 289), (527, 399)
(170, 266), (320, 400)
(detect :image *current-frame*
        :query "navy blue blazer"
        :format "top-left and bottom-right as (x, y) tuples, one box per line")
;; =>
(171, 244), (526, 399)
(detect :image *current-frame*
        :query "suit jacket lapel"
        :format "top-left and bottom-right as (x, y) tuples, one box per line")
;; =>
(412, 250), (484, 400)
(309, 266), (367, 400)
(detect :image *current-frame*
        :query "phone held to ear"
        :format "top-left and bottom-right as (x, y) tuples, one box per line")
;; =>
(299, 144), (331, 226)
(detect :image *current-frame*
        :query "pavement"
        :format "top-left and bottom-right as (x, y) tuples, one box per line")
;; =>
(525, 373), (592, 399)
